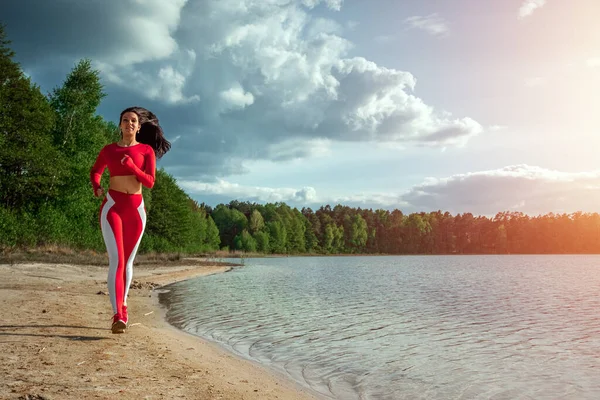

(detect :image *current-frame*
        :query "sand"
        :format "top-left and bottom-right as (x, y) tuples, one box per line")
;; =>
(0, 261), (320, 400)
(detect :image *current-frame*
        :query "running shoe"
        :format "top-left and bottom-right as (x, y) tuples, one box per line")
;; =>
(122, 305), (128, 325)
(111, 314), (126, 334)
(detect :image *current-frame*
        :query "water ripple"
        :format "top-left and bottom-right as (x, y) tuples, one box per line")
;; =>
(160, 255), (600, 399)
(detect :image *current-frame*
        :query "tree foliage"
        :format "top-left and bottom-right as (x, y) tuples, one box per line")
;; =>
(0, 27), (219, 253)
(206, 201), (600, 255)
(0, 26), (65, 211)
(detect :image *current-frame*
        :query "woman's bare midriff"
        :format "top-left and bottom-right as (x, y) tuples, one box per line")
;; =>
(109, 175), (142, 194)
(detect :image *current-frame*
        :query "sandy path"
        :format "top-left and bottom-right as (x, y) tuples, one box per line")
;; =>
(0, 262), (320, 400)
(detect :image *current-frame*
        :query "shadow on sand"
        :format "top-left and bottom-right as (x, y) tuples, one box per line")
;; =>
(0, 324), (109, 340)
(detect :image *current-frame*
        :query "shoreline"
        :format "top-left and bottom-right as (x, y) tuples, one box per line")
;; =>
(152, 286), (329, 400)
(150, 268), (329, 400)
(0, 261), (319, 400)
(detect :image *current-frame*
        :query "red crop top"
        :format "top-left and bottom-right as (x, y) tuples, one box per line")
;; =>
(90, 143), (156, 192)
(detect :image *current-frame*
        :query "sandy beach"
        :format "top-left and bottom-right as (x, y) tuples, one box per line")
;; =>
(0, 261), (319, 400)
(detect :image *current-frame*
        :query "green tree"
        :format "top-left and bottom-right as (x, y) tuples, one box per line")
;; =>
(185, 200), (210, 253)
(267, 220), (287, 253)
(49, 59), (106, 157)
(253, 230), (270, 253)
(144, 169), (197, 252)
(344, 213), (368, 253)
(47, 59), (115, 248)
(403, 213), (431, 253)
(323, 223), (335, 253)
(332, 223), (344, 253)
(302, 207), (320, 253)
(248, 209), (265, 234)
(234, 230), (257, 252)
(322, 222), (344, 254)
(211, 205), (248, 250)
(287, 209), (306, 253)
(204, 215), (221, 250)
(0, 25), (66, 211)
(303, 218), (318, 253)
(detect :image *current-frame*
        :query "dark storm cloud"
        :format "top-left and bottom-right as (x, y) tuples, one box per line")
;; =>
(3, 0), (114, 63)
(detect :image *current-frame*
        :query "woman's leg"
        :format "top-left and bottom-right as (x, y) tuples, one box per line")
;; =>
(100, 192), (127, 330)
(121, 197), (146, 319)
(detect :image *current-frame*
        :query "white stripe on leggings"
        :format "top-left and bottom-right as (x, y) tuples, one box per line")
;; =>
(100, 193), (119, 314)
(123, 198), (146, 302)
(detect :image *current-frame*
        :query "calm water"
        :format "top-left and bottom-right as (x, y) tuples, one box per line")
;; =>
(159, 255), (600, 399)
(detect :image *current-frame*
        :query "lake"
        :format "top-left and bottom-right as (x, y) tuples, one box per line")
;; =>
(159, 255), (600, 399)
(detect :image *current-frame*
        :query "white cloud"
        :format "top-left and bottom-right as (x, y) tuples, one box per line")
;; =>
(332, 57), (482, 143)
(174, 0), (481, 169)
(96, 46), (200, 105)
(418, 117), (483, 146)
(301, 0), (343, 11)
(155, 64), (201, 104)
(179, 179), (318, 203)
(178, 177), (407, 209)
(294, 186), (318, 202)
(266, 138), (332, 161)
(404, 14), (449, 36)
(331, 193), (410, 209)
(219, 83), (255, 111)
(518, 0), (546, 19)
(97, 0), (189, 66)
(178, 165), (600, 215)
(401, 165), (600, 215)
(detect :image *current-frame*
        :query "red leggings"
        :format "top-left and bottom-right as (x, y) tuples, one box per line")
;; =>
(100, 190), (146, 318)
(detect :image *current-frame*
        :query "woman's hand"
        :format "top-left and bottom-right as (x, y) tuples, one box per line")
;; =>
(121, 155), (136, 171)
(95, 187), (105, 197)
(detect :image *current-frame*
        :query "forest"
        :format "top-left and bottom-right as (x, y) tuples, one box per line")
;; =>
(2, 25), (599, 256)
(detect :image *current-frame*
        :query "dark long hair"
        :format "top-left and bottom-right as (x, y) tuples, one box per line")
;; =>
(120, 106), (171, 159)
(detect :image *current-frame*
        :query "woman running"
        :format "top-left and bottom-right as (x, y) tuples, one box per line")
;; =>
(90, 106), (171, 334)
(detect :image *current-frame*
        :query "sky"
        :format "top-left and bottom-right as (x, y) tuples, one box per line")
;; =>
(3, 0), (600, 216)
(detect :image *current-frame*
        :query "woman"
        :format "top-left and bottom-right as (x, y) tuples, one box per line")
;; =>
(90, 106), (171, 334)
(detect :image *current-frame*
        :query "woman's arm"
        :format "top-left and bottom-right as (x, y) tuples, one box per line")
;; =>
(90, 148), (107, 196)
(121, 148), (156, 188)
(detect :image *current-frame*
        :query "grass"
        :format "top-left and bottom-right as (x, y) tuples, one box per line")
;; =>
(0, 245), (241, 267)
(0, 246), (372, 266)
